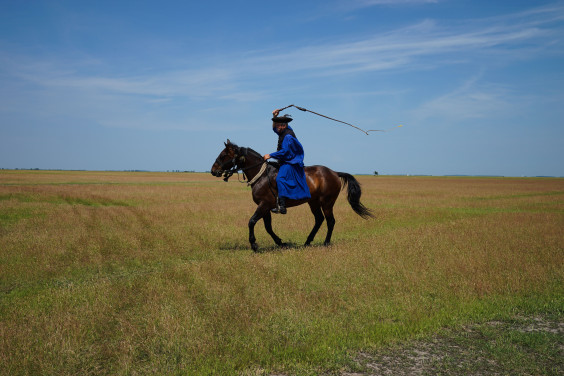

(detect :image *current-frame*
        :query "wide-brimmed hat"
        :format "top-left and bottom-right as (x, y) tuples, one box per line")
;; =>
(272, 115), (293, 123)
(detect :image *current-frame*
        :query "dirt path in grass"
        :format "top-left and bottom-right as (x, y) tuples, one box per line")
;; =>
(341, 315), (563, 376)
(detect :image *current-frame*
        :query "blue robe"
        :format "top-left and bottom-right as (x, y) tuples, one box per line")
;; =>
(269, 127), (311, 200)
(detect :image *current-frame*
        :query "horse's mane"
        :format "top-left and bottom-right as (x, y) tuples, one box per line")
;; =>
(231, 142), (262, 160)
(230, 142), (278, 168)
(245, 147), (263, 160)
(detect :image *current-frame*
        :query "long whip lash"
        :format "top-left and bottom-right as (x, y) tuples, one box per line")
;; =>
(366, 124), (404, 132)
(277, 104), (402, 135)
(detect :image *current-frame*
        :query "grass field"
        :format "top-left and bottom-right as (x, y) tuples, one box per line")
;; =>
(1, 170), (563, 375)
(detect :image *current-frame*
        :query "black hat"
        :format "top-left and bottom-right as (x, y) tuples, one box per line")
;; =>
(272, 115), (293, 123)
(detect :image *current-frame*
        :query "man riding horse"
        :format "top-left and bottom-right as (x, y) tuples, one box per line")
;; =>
(263, 109), (311, 214)
(210, 108), (373, 251)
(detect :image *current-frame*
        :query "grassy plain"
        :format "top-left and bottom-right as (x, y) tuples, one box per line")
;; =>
(1, 170), (563, 375)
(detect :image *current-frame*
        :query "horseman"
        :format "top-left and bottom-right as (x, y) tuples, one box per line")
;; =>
(263, 109), (311, 214)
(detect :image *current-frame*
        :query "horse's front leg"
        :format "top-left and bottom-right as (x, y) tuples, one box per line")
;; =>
(263, 211), (283, 246)
(249, 204), (274, 252)
(249, 205), (284, 252)
(248, 208), (263, 252)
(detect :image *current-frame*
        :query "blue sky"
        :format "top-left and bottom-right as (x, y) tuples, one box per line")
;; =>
(1, 0), (563, 176)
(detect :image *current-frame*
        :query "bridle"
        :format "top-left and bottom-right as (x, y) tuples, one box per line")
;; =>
(215, 146), (266, 183)
(214, 143), (279, 202)
(214, 153), (239, 181)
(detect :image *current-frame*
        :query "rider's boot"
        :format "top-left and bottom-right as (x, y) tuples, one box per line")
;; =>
(271, 196), (287, 214)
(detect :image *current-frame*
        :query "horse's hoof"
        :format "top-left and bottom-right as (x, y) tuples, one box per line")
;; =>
(251, 243), (260, 252)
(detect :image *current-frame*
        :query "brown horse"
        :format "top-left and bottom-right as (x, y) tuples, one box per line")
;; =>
(211, 140), (373, 252)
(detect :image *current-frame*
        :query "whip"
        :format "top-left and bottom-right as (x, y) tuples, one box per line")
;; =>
(276, 104), (403, 135)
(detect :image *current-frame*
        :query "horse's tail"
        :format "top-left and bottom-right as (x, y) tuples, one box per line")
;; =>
(337, 172), (374, 219)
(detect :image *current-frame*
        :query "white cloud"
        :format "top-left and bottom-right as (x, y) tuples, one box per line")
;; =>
(336, 0), (439, 11)
(352, 0), (438, 6)
(3, 3), (561, 100)
(1, 2), (562, 132)
(411, 77), (514, 123)
(236, 10), (559, 79)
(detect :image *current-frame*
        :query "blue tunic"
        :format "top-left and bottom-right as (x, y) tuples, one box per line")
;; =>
(269, 127), (311, 200)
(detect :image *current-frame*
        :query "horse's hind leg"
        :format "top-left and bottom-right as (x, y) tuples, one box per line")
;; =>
(305, 203), (325, 246)
(322, 205), (336, 246)
(263, 211), (283, 246)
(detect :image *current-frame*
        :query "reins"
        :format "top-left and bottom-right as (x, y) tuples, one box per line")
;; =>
(246, 162), (268, 186)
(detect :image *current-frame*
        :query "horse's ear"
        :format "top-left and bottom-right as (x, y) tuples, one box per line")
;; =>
(226, 139), (231, 146)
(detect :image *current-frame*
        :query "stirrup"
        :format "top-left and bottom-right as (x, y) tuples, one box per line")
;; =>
(271, 206), (287, 214)
(271, 197), (287, 214)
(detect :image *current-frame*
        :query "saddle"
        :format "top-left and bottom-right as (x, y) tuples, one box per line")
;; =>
(267, 161), (280, 170)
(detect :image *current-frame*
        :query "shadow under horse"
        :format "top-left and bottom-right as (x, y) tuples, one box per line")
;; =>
(211, 140), (373, 252)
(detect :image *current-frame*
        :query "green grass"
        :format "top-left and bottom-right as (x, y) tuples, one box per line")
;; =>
(1, 171), (563, 375)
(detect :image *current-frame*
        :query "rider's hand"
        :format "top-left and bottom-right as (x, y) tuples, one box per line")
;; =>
(263, 154), (270, 160)
(272, 109), (280, 117)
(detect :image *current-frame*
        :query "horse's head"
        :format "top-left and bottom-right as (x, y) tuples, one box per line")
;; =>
(211, 139), (244, 180)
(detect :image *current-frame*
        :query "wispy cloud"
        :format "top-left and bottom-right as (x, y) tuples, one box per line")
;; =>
(233, 4), (562, 81)
(1, 3), (562, 131)
(348, 0), (439, 7)
(3, 3), (562, 98)
(410, 73), (514, 123)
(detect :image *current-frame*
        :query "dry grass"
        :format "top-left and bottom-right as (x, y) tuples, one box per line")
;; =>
(1, 171), (563, 375)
